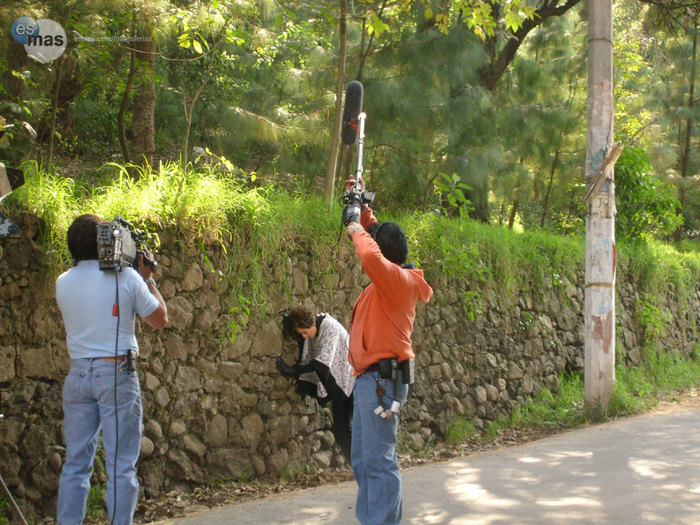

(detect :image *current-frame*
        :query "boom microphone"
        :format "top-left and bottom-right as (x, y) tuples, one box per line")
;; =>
(341, 81), (364, 146)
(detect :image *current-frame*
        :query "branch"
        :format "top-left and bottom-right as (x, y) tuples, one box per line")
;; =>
(478, 0), (582, 91)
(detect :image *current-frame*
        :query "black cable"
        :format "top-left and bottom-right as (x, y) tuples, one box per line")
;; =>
(111, 269), (120, 525)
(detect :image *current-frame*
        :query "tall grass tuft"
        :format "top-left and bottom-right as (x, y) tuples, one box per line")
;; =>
(404, 212), (583, 319)
(9, 162), (340, 271)
(468, 346), (700, 447)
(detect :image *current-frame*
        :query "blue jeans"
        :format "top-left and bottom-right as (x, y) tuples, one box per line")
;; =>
(351, 370), (409, 525)
(57, 358), (142, 525)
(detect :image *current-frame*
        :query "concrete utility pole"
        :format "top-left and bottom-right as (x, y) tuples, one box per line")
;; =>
(584, 0), (618, 413)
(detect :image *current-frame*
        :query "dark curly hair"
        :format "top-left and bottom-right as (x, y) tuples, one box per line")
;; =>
(287, 306), (315, 330)
(369, 222), (408, 265)
(67, 214), (101, 262)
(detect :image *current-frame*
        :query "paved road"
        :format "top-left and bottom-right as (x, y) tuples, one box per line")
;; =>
(150, 400), (700, 524)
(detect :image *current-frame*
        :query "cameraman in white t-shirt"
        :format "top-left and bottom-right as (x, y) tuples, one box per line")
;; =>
(55, 214), (167, 525)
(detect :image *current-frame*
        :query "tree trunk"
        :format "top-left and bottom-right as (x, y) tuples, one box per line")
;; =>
(676, 12), (697, 238)
(1, 44), (28, 103)
(118, 46), (136, 168)
(540, 149), (560, 227)
(509, 159), (525, 229)
(324, 0), (347, 205)
(45, 57), (65, 167)
(477, 0), (582, 91)
(508, 188), (519, 229)
(355, 0), (389, 80)
(132, 12), (156, 175)
(181, 63), (213, 168)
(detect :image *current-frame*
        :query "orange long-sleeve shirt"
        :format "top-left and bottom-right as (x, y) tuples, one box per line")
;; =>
(347, 209), (433, 374)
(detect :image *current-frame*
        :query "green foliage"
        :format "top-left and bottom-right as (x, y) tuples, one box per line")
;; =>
(407, 212), (582, 316)
(0, 104), (37, 162)
(610, 347), (700, 415)
(461, 348), (700, 446)
(9, 161), (342, 317)
(279, 459), (317, 481)
(433, 172), (474, 219)
(86, 483), (107, 521)
(636, 293), (669, 343)
(0, 492), (10, 525)
(618, 238), (700, 306)
(410, 0), (537, 39)
(0, 0), (697, 237)
(502, 373), (587, 431)
(9, 162), (700, 323)
(614, 147), (683, 240)
(447, 416), (479, 443)
(228, 294), (252, 344)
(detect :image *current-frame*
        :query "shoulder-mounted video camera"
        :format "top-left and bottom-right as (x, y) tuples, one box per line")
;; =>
(342, 189), (375, 225)
(97, 216), (157, 271)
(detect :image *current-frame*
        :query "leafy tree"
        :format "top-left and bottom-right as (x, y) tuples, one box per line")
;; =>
(615, 0), (698, 235)
(0, 0), (698, 239)
(615, 146), (683, 239)
(131, 0), (158, 170)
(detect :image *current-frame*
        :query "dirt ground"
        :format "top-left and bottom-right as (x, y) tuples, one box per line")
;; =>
(127, 387), (699, 524)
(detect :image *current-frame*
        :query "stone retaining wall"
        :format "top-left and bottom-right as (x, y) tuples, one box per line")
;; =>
(1, 213), (698, 520)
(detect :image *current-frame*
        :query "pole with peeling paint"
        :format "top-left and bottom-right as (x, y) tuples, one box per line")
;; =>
(585, 0), (617, 413)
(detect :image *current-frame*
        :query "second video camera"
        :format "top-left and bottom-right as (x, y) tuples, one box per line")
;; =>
(97, 217), (156, 271)
(342, 189), (375, 225)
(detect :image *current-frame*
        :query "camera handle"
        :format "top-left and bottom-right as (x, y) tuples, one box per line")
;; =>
(341, 112), (369, 226)
(0, 415), (29, 525)
(353, 112), (366, 190)
(137, 249), (158, 270)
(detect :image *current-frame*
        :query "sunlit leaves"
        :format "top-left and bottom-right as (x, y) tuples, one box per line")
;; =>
(367, 10), (390, 36)
(504, 2), (538, 32)
(456, 1), (497, 40)
(388, 0), (536, 39)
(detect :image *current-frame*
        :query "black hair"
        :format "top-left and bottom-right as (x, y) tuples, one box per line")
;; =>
(287, 306), (315, 330)
(371, 222), (408, 265)
(67, 214), (101, 262)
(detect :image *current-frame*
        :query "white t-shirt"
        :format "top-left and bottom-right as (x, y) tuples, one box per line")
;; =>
(56, 260), (159, 359)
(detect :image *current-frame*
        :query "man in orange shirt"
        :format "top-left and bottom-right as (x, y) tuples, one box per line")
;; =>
(345, 181), (433, 525)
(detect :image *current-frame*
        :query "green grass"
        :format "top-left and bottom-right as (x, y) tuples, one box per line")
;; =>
(405, 212), (583, 317)
(447, 417), (480, 443)
(619, 238), (700, 305)
(85, 484), (107, 521)
(6, 161), (700, 302)
(6, 161), (342, 300)
(0, 492), (10, 525)
(280, 460), (317, 482)
(5, 159), (699, 341)
(451, 346), (700, 447)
